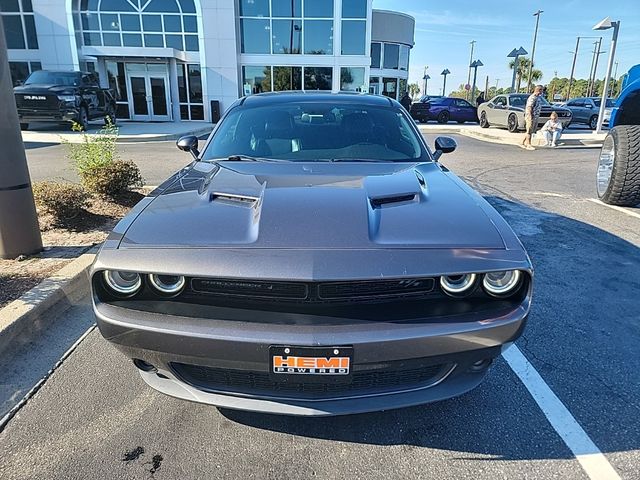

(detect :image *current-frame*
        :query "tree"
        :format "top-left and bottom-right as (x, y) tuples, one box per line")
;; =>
(508, 57), (543, 92)
(408, 83), (420, 99)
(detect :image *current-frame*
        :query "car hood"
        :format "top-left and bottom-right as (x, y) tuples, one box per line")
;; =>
(119, 161), (506, 250)
(14, 84), (76, 94)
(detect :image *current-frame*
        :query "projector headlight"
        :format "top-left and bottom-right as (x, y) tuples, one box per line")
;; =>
(103, 270), (142, 296)
(482, 270), (522, 297)
(440, 273), (477, 296)
(57, 94), (77, 103)
(148, 274), (186, 295)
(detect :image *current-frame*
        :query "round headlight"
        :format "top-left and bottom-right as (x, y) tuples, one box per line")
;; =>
(483, 270), (522, 297)
(103, 270), (142, 296)
(148, 274), (186, 295)
(440, 273), (477, 296)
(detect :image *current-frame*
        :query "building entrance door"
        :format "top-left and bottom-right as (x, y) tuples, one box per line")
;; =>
(126, 63), (171, 121)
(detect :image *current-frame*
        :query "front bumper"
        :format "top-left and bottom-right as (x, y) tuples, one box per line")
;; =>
(17, 107), (79, 123)
(94, 297), (529, 415)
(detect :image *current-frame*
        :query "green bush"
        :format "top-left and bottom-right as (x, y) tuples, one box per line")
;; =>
(32, 181), (89, 220)
(79, 160), (144, 197)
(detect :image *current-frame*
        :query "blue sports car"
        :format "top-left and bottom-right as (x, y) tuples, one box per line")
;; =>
(410, 97), (478, 124)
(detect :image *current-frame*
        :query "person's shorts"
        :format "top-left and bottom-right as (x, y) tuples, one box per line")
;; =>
(525, 116), (539, 135)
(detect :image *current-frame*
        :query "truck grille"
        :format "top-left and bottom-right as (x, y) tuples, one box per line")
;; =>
(170, 360), (452, 400)
(15, 93), (60, 110)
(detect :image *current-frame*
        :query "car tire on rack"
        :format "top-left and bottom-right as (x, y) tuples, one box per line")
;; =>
(597, 125), (640, 206)
(507, 113), (519, 133)
(480, 111), (490, 128)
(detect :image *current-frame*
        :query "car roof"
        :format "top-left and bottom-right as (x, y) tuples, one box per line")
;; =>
(240, 91), (396, 108)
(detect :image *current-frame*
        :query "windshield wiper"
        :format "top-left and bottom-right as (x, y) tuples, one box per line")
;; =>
(225, 155), (266, 162)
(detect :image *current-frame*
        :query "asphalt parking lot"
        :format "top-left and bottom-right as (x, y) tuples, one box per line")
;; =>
(1, 135), (638, 479)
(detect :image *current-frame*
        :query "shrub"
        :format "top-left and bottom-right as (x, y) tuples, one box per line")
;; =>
(79, 160), (144, 197)
(32, 181), (89, 220)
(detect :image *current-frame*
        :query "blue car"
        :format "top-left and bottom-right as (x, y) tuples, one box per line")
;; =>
(410, 97), (478, 124)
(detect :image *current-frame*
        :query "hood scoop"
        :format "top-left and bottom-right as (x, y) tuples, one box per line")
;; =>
(369, 193), (417, 208)
(210, 191), (259, 207)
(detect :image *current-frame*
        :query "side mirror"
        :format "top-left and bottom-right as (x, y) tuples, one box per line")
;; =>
(176, 135), (199, 159)
(433, 136), (457, 161)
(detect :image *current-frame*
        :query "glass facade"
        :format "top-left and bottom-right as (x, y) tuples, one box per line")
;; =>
(78, 0), (198, 51)
(340, 67), (365, 92)
(370, 41), (411, 99)
(8, 60), (41, 86)
(0, 0), (38, 49)
(177, 63), (204, 120)
(243, 66), (333, 93)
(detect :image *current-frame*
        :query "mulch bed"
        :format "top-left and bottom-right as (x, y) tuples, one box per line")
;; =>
(0, 190), (146, 309)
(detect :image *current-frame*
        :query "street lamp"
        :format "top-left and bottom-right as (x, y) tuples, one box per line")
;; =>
(470, 60), (483, 100)
(593, 16), (620, 133)
(526, 10), (543, 94)
(422, 65), (429, 95)
(466, 40), (476, 100)
(507, 47), (527, 93)
(441, 69), (450, 96)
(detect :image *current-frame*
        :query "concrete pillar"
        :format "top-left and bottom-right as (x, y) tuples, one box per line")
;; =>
(168, 58), (181, 122)
(96, 57), (108, 88)
(0, 19), (42, 259)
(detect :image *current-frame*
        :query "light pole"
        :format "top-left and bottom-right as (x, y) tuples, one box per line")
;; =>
(423, 74), (431, 95)
(466, 40), (476, 100)
(593, 17), (620, 133)
(612, 61), (619, 96)
(0, 18), (43, 258)
(507, 46), (527, 93)
(567, 37), (580, 99)
(470, 60), (483, 101)
(422, 65), (429, 95)
(526, 10), (543, 94)
(441, 69), (450, 96)
(588, 38), (605, 97)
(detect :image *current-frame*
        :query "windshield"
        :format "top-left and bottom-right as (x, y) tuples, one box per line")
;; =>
(593, 98), (615, 108)
(202, 102), (427, 163)
(510, 94), (550, 107)
(24, 71), (80, 86)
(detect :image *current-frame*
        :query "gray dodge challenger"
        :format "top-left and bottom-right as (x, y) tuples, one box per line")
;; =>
(91, 92), (532, 416)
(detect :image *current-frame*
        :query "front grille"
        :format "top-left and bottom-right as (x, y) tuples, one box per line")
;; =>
(191, 278), (308, 299)
(170, 360), (451, 399)
(319, 278), (435, 299)
(15, 93), (60, 110)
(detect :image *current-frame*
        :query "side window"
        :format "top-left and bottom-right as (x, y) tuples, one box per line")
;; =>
(568, 100), (583, 107)
(456, 99), (471, 108)
(495, 96), (506, 107)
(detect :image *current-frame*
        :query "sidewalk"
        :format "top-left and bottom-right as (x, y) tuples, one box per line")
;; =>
(418, 123), (606, 148)
(21, 120), (214, 145)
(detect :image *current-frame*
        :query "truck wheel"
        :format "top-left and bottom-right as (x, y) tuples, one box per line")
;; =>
(76, 107), (89, 131)
(104, 105), (117, 126)
(20, 123), (28, 131)
(597, 125), (640, 206)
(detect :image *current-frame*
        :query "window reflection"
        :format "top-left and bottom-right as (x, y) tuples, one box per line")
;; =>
(272, 0), (301, 17)
(304, 67), (332, 90)
(371, 43), (381, 69)
(241, 19), (271, 53)
(340, 67), (365, 92)
(342, 0), (367, 18)
(303, 20), (333, 54)
(383, 44), (399, 69)
(303, 0), (332, 18)
(341, 20), (365, 55)
(272, 19), (302, 54)
(272, 66), (302, 91)
(243, 66), (273, 94)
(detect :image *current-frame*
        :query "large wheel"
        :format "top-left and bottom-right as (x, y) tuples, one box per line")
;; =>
(479, 111), (490, 128)
(437, 110), (450, 124)
(76, 106), (89, 131)
(589, 114), (598, 130)
(597, 125), (640, 206)
(507, 113), (519, 133)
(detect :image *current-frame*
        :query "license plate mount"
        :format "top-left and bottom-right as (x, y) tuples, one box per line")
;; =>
(269, 345), (353, 383)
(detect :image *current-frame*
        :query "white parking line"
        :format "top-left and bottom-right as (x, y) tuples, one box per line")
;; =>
(587, 198), (640, 219)
(502, 346), (621, 480)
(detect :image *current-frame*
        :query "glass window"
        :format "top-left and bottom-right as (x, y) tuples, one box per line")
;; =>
(142, 15), (162, 32)
(239, 0), (268, 17)
(371, 43), (381, 69)
(143, 34), (162, 47)
(183, 15), (197, 32)
(102, 32), (121, 46)
(29, 61), (41, 72)
(202, 103), (425, 162)
(165, 34), (183, 50)
(81, 13), (100, 30)
(144, 0), (179, 13)
(106, 60), (127, 101)
(243, 66), (272, 94)
(304, 0), (332, 17)
(0, 0), (20, 12)
(163, 15), (181, 32)
(399, 45), (409, 71)
(184, 35), (198, 51)
(272, 19), (301, 54)
(188, 64), (202, 103)
(177, 0), (196, 14)
(99, 0), (135, 12)
(120, 14), (140, 31)
(190, 105), (204, 120)
(101, 13), (119, 30)
(83, 32), (102, 45)
(241, 19), (270, 53)
(399, 78), (407, 96)
(383, 44), (399, 69)
(123, 33), (142, 47)
(272, 0), (301, 17)
(21, 0), (32, 12)
(341, 20), (365, 55)
(3, 16), (25, 49)
(304, 67), (332, 90)
(382, 77), (397, 99)
(177, 64), (187, 102)
(9, 61), (29, 86)
(180, 104), (189, 120)
(303, 20), (332, 55)
(24, 14), (37, 48)
(272, 66), (302, 91)
(340, 67), (365, 92)
(342, 0), (367, 18)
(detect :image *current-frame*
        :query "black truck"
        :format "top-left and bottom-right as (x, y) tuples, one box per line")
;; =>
(13, 70), (116, 131)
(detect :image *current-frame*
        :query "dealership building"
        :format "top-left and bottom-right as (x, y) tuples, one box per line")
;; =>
(1, 0), (415, 122)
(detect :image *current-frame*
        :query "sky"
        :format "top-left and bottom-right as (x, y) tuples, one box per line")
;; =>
(372, 0), (640, 95)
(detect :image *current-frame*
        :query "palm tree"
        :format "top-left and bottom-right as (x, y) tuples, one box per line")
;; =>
(508, 57), (543, 92)
(408, 83), (421, 99)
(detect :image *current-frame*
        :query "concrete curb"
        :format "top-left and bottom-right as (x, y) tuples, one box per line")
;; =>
(0, 249), (96, 355)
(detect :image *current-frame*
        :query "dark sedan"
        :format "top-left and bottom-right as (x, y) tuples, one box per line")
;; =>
(92, 92), (532, 416)
(410, 97), (478, 124)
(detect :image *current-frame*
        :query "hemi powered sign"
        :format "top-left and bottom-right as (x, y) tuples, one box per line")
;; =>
(270, 346), (352, 376)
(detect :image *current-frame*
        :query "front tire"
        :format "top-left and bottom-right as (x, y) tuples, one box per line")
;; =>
(437, 111), (450, 124)
(597, 125), (640, 206)
(76, 106), (89, 131)
(507, 114), (519, 133)
(589, 114), (598, 130)
(480, 111), (490, 128)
